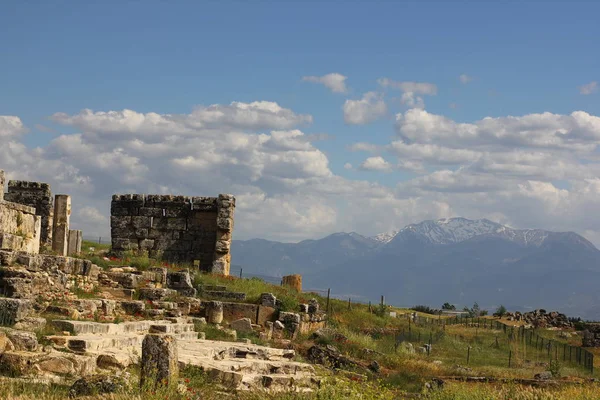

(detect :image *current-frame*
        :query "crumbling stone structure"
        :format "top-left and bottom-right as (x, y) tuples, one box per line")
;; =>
(111, 194), (235, 274)
(4, 180), (54, 246)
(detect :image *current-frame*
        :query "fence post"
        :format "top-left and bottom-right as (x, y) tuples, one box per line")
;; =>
(348, 298), (351, 311)
(509, 350), (512, 368)
(239, 268), (243, 279)
(467, 346), (471, 365)
(326, 288), (331, 315)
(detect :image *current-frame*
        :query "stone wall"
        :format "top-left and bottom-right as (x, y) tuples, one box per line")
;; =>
(111, 194), (235, 274)
(0, 200), (41, 254)
(5, 180), (54, 246)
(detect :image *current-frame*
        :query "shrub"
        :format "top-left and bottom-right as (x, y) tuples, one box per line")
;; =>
(412, 305), (438, 315)
(442, 302), (456, 310)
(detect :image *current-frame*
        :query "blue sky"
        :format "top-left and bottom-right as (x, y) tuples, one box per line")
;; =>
(1, 1), (600, 243)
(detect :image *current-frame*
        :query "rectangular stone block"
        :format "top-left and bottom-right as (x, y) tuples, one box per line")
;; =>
(221, 302), (258, 324)
(152, 217), (187, 230)
(138, 207), (164, 217)
(131, 216), (152, 229)
(111, 216), (131, 229)
(257, 306), (276, 326)
(51, 195), (71, 256)
(67, 229), (82, 256)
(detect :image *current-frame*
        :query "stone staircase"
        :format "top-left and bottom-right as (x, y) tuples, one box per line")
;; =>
(45, 319), (318, 391)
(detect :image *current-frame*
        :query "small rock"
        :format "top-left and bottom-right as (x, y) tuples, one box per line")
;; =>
(5, 329), (38, 351)
(368, 360), (380, 373)
(534, 371), (553, 380)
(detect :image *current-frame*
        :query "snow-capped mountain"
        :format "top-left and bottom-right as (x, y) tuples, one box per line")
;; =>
(389, 217), (551, 246)
(371, 230), (399, 244)
(232, 217), (600, 319)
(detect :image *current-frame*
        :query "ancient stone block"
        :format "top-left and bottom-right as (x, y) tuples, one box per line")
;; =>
(257, 306), (276, 326)
(52, 194), (71, 256)
(230, 318), (253, 333)
(0, 170), (4, 201)
(138, 288), (177, 301)
(260, 293), (277, 308)
(206, 301), (224, 324)
(67, 229), (82, 256)
(282, 274), (302, 292)
(120, 301), (145, 315)
(0, 298), (32, 324)
(140, 334), (179, 388)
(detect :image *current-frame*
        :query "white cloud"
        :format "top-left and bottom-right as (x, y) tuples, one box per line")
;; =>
(377, 78), (437, 95)
(579, 81), (598, 95)
(459, 74), (473, 84)
(6, 101), (600, 247)
(343, 92), (387, 125)
(395, 109), (600, 151)
(302, 73), (348, 93)
(344, 162), (353, 170)
(0, 116), (28, 138)
(359, 156), (392, 172)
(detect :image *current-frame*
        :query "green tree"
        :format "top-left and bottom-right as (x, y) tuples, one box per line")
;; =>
(442, 302), (456, 310)
(494, 305), (507, 317)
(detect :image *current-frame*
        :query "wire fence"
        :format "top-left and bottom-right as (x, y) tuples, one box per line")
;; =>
(412, 314), (595, 374)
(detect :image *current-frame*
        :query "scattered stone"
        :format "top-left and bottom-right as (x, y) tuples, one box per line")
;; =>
(0, 298), (32, 324)
(308, 299), (319, 314)
(424, 378), (445, 391)
(120, 301), (145, 315)
(534, 371), (553, 380)
(13, 316), (46, 331)
(140, 334), (179, 388)
(260, 293), (277, 308)
(5, 329), (38, 351)
(307, 345), (356, 370)
(69, 374), (127, 397)
(138, 288), (177, 301)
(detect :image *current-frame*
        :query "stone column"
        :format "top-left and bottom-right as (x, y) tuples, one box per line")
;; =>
(67, 229), (82, 256)
(212, 194), (235, 275)
(282, 274), (302, 292)
(140, 334), (179, 389)
(52, 195), (71, 256)
(0, 170), (4, 201)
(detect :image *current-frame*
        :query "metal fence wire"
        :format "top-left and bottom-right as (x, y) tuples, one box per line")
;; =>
(413, 315), (595, 374)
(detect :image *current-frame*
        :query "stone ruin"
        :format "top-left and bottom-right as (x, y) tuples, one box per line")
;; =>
(0, 169), (83, 257)
(0, 168), (325, 393)
(504, 309), (572, 329)
(582, 324), (600, 347)
(111, 194), (235, 275)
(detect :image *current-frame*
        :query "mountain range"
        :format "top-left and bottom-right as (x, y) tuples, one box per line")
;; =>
(231, 218), (600, 320)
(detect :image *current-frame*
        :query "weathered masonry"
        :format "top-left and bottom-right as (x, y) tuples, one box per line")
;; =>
(4, 181), (53, 246)
(0, 169), (82, 256)
(110, 194), (235, 275)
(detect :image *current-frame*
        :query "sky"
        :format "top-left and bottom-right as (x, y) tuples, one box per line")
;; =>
(1, 1), (600, 244)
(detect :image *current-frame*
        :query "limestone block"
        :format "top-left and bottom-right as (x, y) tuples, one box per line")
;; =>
(216, 217), (233, 231)
(206, 301), (224, 324)
(110, 216), (131, 229)
(138, 288), (177, 301)
(140, 334), (179, 388)
(308, 299), (320, 314)
(215, 239), (230, 253)
(67, 229), (82, 256)
(13, 317), (46, 331)
(120, 301), (145, 315)
(0, 298), (32, 324)
(279, 312), (301, 325)
(5, 329), (38, 351)
(257, 306), (276, 326)
(230, 318), (253, 333)
(37, 356), (75, 375)
(131, 216), (152, 229)
(138, 207), (164, 217)
(52, 194), (71, 256)
(260, 293), (277, 308)
(282, 274), (302, 292)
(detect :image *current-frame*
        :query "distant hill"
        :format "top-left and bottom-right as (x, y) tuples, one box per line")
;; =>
(231, 218), (600, 320)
